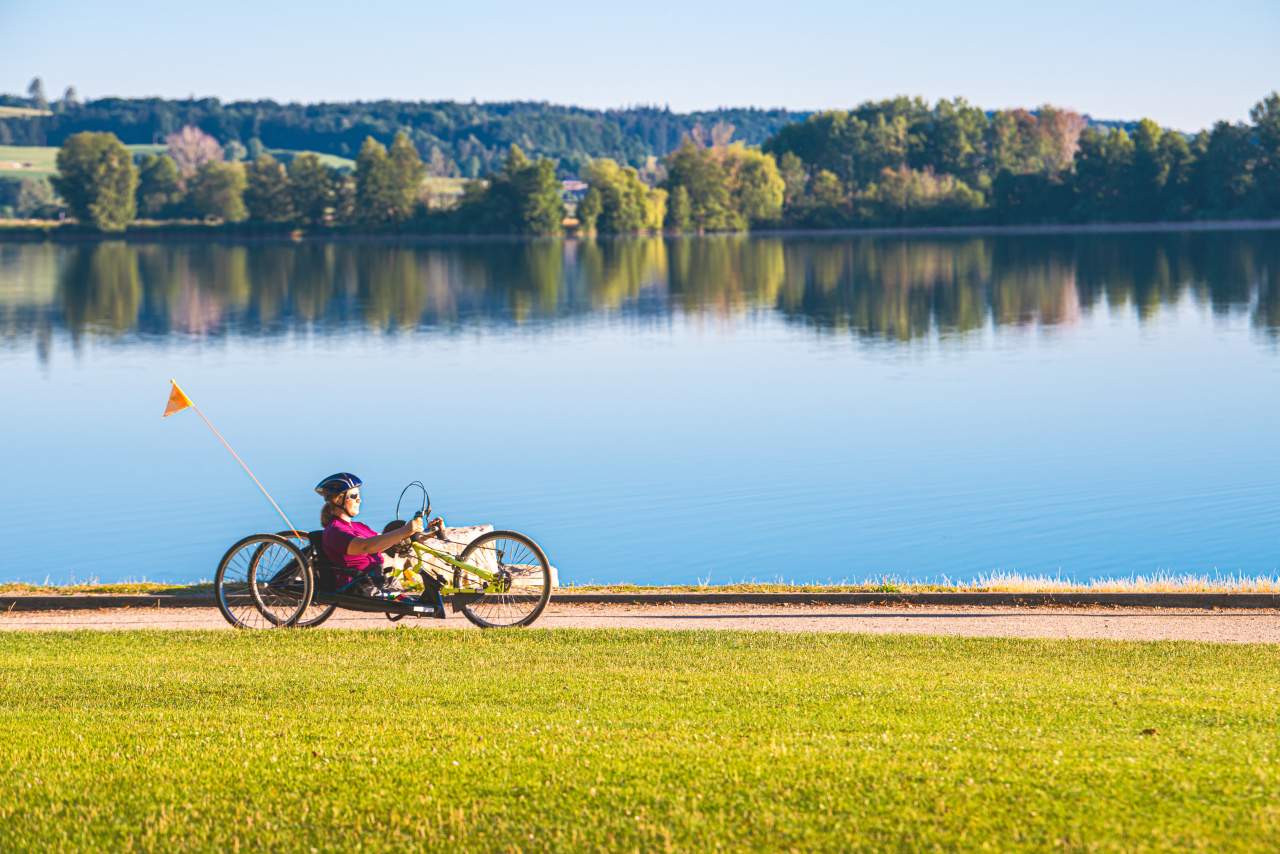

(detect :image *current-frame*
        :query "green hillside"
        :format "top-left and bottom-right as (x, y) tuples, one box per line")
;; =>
(0, 144), (464, 200)
(0, 144), (162, 180)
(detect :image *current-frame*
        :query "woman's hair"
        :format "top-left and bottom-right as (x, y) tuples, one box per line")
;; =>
(320, 491), (347, 527)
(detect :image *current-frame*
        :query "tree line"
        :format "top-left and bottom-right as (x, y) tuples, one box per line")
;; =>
(0, 86), (802, 177)
(763, 94), (1280, 226)
(19, 91), (1280, 233)
(44, 125), (568, 234)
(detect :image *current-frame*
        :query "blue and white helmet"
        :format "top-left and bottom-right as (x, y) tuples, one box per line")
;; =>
(314, 472), (362, 497)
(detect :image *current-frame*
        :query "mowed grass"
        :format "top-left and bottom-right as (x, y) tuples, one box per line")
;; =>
(0, 631), (1276, 851)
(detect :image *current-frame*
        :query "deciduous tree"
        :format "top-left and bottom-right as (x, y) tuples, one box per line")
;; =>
(355, 137), (399, 224)
(577, 186), (602, 233)
(388, 131), (426, 220)
(1198, 122), (1256, 215)
(136, 153), (183, 218)
(1131, 119), (1168, 219)
(51, 132), (138, 232)
(456, 145), (564, 235)
(244, 153), (295, 223)
(1250, 91), (1280, 213)
(777, 152), (807, 208)
(187, 161), (247, 222)
(664, 141), (734, 231)
(666, 185), (691, 232)
(166, 126), (223, 177)
(583, 159), (647, 233)
(289, 153), (334, 225)
(726, 146), (784, 226)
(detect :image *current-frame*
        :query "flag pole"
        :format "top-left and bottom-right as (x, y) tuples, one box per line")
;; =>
(165, 380), (301, 535)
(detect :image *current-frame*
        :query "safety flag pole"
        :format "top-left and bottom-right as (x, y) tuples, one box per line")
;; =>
(163, 379), (300, 534)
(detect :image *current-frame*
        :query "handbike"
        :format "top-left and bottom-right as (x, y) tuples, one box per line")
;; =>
(213, 481), (553, 630)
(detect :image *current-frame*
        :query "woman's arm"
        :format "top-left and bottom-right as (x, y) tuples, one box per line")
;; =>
(346, 516), (424, 556)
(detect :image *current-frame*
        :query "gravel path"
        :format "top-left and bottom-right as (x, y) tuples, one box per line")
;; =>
(3, 603), (1278, 643)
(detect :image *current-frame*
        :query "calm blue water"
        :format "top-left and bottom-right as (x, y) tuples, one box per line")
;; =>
(1, 231), (1277, 585)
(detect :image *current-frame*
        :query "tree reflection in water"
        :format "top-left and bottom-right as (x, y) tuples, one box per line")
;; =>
(0, 231), (1276, 353)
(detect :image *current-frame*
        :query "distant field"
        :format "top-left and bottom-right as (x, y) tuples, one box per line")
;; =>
(0, 144), (58, 179)
(274, 148), (354, 170)
(0, 106), (51, 118)
(0, 630), (1275, 850)
(0, 144), (161, 180)
(424, 174), (468, 197)
(0, 145), (466, 197)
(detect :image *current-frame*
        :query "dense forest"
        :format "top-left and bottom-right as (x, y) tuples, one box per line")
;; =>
(2, 83), (1278, 232)
(762, 95), (1280, 225)
(0, 93), (804, 176)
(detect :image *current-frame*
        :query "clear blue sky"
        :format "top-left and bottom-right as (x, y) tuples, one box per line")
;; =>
(2, 0), (1276, 131)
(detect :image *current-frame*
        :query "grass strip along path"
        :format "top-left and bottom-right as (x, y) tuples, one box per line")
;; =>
(0, 630), (1276, 850)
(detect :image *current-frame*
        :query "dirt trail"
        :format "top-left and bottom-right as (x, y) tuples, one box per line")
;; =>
(3, 603), (1278, 643)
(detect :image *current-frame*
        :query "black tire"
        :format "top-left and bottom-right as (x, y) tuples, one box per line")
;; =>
(274, 530), (339, 629)
(215, 534), (313, 629)
(455, 530), (552, 628)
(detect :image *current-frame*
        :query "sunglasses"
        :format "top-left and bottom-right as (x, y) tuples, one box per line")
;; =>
(344, 493), (361, 501)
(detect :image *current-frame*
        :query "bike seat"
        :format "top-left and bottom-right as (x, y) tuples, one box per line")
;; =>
(306, 530), (343, 592)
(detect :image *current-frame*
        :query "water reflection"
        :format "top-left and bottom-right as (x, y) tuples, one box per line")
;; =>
(1, 231), (1277, 351)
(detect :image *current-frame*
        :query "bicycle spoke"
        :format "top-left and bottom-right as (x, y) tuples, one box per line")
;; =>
(460, 533), (550, 628)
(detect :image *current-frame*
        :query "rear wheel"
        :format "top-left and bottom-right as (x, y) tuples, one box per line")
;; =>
(215, 534), (313, 629)
(275, 530), (339, 628)
(455, 530), (552, 628)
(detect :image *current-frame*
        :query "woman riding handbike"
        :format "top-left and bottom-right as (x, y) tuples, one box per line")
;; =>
(213, 472), (554, 630)
(315, 471), (442, 598)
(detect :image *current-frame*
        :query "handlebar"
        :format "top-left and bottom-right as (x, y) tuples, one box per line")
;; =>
(412, 512), (446, 540)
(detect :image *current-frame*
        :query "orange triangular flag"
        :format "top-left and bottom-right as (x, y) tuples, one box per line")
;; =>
(163, 380), (193, 418)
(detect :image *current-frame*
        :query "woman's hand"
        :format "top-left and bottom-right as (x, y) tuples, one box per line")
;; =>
(410, 518), (446, 543)
(409, 515), (425, 536)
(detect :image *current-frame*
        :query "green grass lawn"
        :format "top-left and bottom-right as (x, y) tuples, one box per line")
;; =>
(0, 631), (1275, 851)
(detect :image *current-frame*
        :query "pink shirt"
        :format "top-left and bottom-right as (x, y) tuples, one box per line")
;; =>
(322, 518), (384, 585)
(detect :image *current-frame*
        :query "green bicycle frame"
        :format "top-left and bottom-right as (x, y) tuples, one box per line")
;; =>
(406, 540), (507, 595)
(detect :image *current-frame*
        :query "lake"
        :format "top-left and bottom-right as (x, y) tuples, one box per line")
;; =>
(1, 229), (1277, 586)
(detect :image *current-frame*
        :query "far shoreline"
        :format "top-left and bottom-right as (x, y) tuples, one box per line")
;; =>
(0, 218), (1278, 245)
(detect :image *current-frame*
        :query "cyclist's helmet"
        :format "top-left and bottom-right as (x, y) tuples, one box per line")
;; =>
(314, 472), (363, 497)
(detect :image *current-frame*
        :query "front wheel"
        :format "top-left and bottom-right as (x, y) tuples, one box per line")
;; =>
(455, 530), (552, 628)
